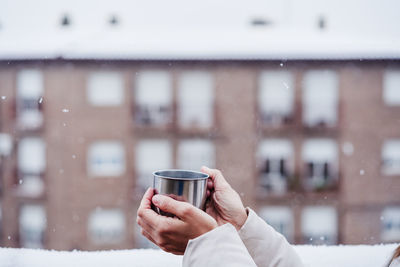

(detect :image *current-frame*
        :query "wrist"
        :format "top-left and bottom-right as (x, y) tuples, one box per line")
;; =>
(233, 208), (248, 230)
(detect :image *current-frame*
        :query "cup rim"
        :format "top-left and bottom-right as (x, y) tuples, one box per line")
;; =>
(153, 169), (209, 180)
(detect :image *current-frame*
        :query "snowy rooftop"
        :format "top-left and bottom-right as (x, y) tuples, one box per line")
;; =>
(1, 0), (400, 60)
(0, 244), (398, 267)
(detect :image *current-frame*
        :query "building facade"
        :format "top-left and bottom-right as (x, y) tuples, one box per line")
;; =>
(0, 60), (399, 250)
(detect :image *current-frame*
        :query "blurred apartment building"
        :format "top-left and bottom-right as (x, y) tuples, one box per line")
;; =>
(0, 60), (399, 250)
(0, 0), (400, 251)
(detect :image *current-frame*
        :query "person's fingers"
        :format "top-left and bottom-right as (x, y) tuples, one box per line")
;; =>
(201, 166), (230, 189)
(152, 194), (196, 220)
(141, 227), (157, 245)
(207, 189), (211, 197)
(207, 179), (213, 189)
(137, 212), (157, 233)
(139, 187), (155, 211)
(137, 188), (165, 231)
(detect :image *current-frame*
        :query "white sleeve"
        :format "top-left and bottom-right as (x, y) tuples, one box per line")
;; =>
(238, 208), (304, 267)
(183, 223), (257, 267)
(389, 257), (400, 267)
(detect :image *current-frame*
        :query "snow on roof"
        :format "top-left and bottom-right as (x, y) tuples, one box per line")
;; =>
(0, 244), (398, 267)
(0, 0), (400, 60)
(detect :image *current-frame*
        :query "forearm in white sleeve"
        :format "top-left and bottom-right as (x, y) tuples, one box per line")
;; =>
(183, 223), (257, 267)
(238, 208), (304, 267)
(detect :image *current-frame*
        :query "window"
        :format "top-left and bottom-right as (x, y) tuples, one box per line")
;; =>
(19, 204), (46, 248)
(177, 139), (215, 170)
(135, 140), (172, 190)
(301, 206), (337, 245)
(258, 71), (294, 125)
(259, 206), (294, 242)
(383, 70), (400, 106)
(87, 71), (124, 106)
(302, 70), (338, 127)
(87, 141), (125, 177)
(17, 175), (45, 198)
(88, 209), (125, 244)
(382, 140), (400, 175)
(381, 207), (400, 242)
(178, 71), (214, 128)
(18, 138), (46, 174)
(17, 138), (45, 197)
(302, 139), (338, 190)
(257, 139), (293, 195)
(16, 69), (44, 130)
(0, 133), (12, 156)
(134, 71), (172, 126)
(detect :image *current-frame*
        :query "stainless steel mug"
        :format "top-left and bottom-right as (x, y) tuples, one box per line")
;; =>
(153, 169), (209, 216)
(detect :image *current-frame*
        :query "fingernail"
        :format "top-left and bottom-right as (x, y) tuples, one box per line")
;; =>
(152, 195), (161, 205)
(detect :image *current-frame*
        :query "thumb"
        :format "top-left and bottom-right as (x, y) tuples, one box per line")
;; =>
(152, 194), (195, 219)
(201, 166), (230, 189)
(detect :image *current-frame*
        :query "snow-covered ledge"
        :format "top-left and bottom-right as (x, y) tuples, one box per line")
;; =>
(0, 244), (398, 267)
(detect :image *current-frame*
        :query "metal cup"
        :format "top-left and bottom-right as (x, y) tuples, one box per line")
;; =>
(152, 169), (209, 217)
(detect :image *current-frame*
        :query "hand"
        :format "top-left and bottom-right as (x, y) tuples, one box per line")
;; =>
(202, 166), (248, 230)
(136, 188), (218, 255)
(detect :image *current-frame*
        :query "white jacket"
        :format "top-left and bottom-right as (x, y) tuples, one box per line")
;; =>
(183, 208), (304, 267)
(389, 258), (400, 267)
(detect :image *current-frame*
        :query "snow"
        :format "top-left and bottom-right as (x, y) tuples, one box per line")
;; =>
(0, 0), (399, 60)
(0, 244), (398, 267)
(342, 142), (354, 156)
